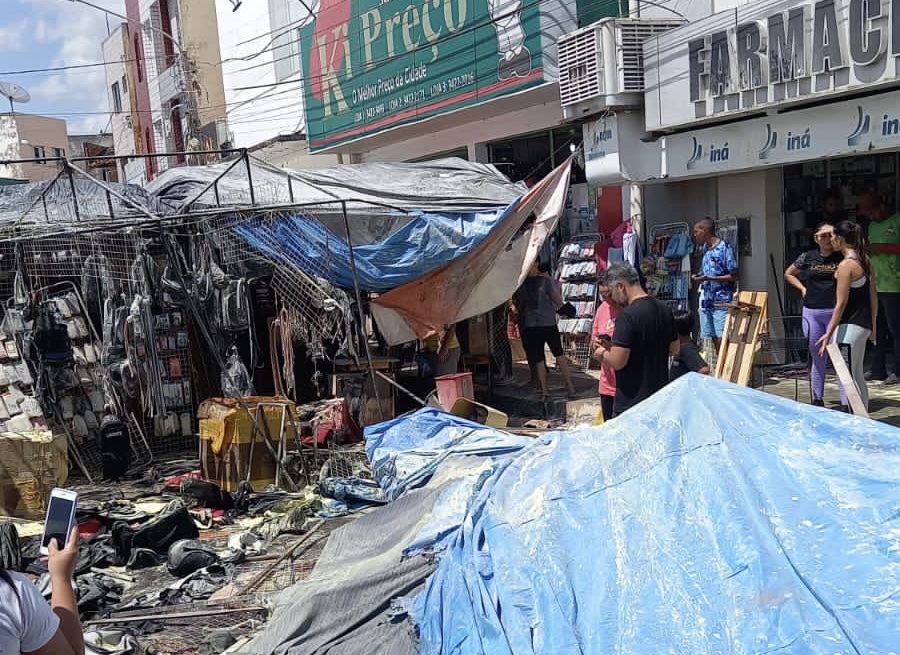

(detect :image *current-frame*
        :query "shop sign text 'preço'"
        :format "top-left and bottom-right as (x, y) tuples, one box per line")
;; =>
(300, 0), (544, 151)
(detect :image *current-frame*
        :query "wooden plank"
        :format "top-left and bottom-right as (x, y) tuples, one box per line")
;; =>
(825, 343), (869, 418)
(714, 291), (768, 386)
(735, 294), (765, 384)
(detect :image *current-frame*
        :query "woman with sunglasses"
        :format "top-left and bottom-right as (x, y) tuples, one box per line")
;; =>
(784, 223), (842, 406)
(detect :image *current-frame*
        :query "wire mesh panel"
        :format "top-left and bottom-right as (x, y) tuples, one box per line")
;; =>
(8, 228), (199, 479)
(557, 234), (601, 370)
(209, 210), (358, 359)
(754, 315), (811, 401)
(647, 222), (692, 313)
(102, 599), (268, 655)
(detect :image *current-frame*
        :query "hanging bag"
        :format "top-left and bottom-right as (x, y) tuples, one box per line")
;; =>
(221, 348), (254, 398)
(664, 231), (692, 259)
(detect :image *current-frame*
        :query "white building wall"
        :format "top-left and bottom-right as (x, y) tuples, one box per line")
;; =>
(634, 0), (751, 21)
(102, 27), (136, 165)
(0, 116), (23, 180)
(218, 2), (306, 148)
(644, 178), (716, 230)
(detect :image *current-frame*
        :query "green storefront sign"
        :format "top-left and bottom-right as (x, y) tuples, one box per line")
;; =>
(300, 0), (545, 152)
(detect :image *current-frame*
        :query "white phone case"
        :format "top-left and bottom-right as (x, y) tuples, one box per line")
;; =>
(40, 487), (78, 556)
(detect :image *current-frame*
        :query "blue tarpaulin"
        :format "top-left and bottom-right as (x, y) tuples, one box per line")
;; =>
(232, 209), (505, 292)
(365, 375), (900, 654)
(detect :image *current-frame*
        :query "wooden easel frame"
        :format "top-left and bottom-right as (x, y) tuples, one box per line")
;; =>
(714, 291), (769, 386)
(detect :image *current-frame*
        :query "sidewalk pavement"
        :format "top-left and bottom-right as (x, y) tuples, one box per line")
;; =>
(479, 362), (900, 427)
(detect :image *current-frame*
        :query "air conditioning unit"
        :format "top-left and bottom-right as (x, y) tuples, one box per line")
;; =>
(558, 17), (684, 120)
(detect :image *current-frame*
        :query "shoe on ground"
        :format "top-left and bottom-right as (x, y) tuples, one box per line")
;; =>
(884, 373), (900, 385)
(865, 370), (886, 381)
(811, 398), (824, 407)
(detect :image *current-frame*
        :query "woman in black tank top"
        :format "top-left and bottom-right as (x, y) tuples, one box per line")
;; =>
(816, 221), (878, 413)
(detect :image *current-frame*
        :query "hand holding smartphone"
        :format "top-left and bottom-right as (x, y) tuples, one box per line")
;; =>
(41, 487), (78, 556)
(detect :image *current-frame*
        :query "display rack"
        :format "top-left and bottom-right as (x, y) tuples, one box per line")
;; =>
(143, 308), (196, 453)
(556, 233), (602, 370)
(646, 222), (692, 313)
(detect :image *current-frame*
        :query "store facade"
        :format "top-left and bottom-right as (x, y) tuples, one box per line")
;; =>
(294, 0), (606, 185)
(637, 0), (900, 315)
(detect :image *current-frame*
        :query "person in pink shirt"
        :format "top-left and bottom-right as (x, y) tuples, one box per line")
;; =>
(591, 282), (621, 421)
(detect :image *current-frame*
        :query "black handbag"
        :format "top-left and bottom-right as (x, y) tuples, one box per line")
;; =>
(556, 302), (577, 319)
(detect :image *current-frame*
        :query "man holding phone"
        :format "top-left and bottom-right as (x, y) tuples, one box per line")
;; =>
(593, 263), (678, 417)
(1, 503), (84, 655)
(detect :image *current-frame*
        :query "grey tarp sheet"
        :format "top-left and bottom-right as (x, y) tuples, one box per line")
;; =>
(235, 483), (444, 655)
(145, 157), (525, 245)
(0, 177), (152, 226)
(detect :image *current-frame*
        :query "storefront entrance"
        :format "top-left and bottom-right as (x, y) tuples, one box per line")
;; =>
(783, 151), (900, 315)
(487, 127), (585, 186)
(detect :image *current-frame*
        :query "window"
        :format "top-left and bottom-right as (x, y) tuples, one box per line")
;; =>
(111, 81), (122, 113)
(158, 0), (176, 69)
(32, 146), (46, 163)
(54, 148), (64, 158)
(121, 74), (127, 94)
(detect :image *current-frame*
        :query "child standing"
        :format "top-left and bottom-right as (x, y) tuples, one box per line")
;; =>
(670, 310), (711, 381)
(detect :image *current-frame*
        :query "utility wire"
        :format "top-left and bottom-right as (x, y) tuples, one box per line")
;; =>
(25, 0), (643, 133)
(11, 0), (623, 81)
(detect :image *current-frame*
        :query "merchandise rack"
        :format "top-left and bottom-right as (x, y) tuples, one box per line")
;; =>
(647, 222), (693, 313)
(556, 232), (603, 370)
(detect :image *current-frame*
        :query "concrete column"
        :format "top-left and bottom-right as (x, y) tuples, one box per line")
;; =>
(629, 183), (644, 241)
(469, 142), (490, 163)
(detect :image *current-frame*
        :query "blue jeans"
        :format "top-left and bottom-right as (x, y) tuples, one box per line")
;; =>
(700, 308), (727, 338)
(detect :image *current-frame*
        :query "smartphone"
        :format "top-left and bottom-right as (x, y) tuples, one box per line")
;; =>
(598, 334), (612, 344)
(40, 487), (78, 556)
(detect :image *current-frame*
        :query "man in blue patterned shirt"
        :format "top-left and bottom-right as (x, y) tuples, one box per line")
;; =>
(692, 218), (739, 352)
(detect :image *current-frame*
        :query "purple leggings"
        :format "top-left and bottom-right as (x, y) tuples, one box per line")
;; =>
(803, 306), (834, 400)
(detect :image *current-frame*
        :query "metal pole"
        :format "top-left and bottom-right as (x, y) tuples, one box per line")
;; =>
(340, 201), (385, 422)
(105, 188), (115, 219)
(243, 149), (256, 206)
(375, 370), (426, 406)
(64, 162), (81, 222)
(173, 155), (244, 215)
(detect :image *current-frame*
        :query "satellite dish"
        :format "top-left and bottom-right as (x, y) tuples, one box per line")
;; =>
(0, 81), (31, 114)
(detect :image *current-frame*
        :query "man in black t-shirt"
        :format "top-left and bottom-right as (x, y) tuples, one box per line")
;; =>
(593, 263), (678, 417)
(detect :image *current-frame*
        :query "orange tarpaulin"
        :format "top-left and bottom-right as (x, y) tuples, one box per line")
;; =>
(371, 159), (572, 345)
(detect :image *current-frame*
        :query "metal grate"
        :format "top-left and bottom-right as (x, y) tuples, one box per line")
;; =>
(558, 27), (603, 107)
(103, 599), (268, 655)
(210, 210), (358, 359)
(558, 18), (683, 107)
(647, 222), (692, 314)
(13, 229), (198, 480)
(616, 19), (684, 91)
